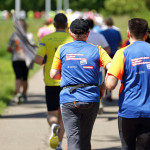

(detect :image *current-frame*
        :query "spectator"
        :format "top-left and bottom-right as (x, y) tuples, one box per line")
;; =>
(34, 11), (41, 19)
(19, 10), (26, 19)
(105, 18), (150, 150)
(27, 10), (34, 19)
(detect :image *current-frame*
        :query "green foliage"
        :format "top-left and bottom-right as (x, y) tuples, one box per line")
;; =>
(0, 0), (150, 15)
(104, 0), (148, 15)
(112, 15), (131, 41)
(132, 8), (150, 24)
(0, 0), (105, 12)
(69, 0), (105, 12)
(146, 0), (150, 10)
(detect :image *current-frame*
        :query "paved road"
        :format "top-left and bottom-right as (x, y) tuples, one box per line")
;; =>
(0, 68), (121, 150)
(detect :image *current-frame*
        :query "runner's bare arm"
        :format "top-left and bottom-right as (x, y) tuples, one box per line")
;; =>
(50, 69), (61, 80)
(105, 75), (118, 90)
(35, 55), (44, 65)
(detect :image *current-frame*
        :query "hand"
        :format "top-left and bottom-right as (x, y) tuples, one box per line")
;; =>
(99, 82), (106, 99)
(7, 47), (12, 53)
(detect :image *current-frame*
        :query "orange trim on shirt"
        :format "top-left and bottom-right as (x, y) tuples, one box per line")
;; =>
(107, 48), (126, 81)
(99, 46), (112, 68)
(119, 83), (124, 94)
(51, 45), (61, 70)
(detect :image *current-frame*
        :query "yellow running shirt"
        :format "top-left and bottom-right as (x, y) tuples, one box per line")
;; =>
(36, 32), (73, 86)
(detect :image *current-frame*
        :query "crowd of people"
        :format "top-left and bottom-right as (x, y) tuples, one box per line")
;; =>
(7, 10), (150, 150)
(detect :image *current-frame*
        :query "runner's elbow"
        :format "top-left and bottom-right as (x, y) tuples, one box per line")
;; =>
(35, 55), (43, 65)
(105, 81), (116, 90)
(50, 69), (61, 80)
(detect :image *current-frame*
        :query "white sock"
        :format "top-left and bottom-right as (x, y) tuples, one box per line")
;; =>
(51, 123), (59, 129)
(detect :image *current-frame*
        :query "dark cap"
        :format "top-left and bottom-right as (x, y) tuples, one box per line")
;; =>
(70, 19), (89, 34)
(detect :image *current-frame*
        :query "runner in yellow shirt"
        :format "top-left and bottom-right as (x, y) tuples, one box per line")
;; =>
(35, 13), (72, 150)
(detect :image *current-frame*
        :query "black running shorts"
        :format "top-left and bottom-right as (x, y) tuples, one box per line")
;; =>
(12, 61), (29, 80)
(45, 86), (61, 111)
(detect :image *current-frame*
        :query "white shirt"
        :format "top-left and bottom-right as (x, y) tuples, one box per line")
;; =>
(86, 30), (109, 48)
(8, 32), (34, 61)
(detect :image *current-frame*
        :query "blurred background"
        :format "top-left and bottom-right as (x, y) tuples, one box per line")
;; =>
(0, 0), (150, 114)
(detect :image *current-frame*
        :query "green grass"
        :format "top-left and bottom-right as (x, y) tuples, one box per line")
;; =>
(0, 56), (41, 114)
(0, 57), (14, 114)
(112, 15), (131, 42)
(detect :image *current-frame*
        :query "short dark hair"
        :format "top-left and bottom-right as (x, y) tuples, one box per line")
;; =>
(128, 18), (148, 39)
(54, 13), (67, 29)
(104, 17), (114, 26)
(86, 19), (94, 29)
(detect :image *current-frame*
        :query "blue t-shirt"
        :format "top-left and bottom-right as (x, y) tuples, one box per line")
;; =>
(101, 28), (122, 55)
(119, 41), (150, 118)
(59, 41), (101, 103)
(108, 41), (150, 118)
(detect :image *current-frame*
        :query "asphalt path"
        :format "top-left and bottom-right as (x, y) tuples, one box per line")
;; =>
(0, 68), (121, 150)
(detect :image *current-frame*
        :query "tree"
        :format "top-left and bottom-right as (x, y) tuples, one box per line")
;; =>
(0, 0), (105, 12)
(104, 0), (148, 15)
(69, 0), (105, 12)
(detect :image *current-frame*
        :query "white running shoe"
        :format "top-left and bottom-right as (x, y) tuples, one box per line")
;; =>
(49, 124), (60, 149)
(14, 93), (22, 104)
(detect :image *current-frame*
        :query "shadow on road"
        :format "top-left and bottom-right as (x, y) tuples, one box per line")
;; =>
(96, 98), (119, 121)
(1, 94), (47, 119)
(102, 98), (118, 107)
(1, 112), (47, 119)
(93, 148), (121, 150)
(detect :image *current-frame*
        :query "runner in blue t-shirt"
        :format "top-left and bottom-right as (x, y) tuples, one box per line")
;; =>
(105, 18), (150, 150)
(51, 19), (111, 150)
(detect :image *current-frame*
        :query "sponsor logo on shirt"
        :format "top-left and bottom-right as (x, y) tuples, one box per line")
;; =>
(66, 54), (85, 60)
(67, 66), (77, 68)
(80, 59), (87, 65)
(147, 64), (150, 69)
(83, 66), (93, 69)
(131, 57), (150, 66)
(136, 71), (145, 74)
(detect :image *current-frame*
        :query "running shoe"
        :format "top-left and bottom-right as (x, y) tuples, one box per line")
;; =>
(14, 93), (22, 104)
(49, 124), (60, 149)
(55, 146), (62, 150)
(22, 94), (27, 103)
